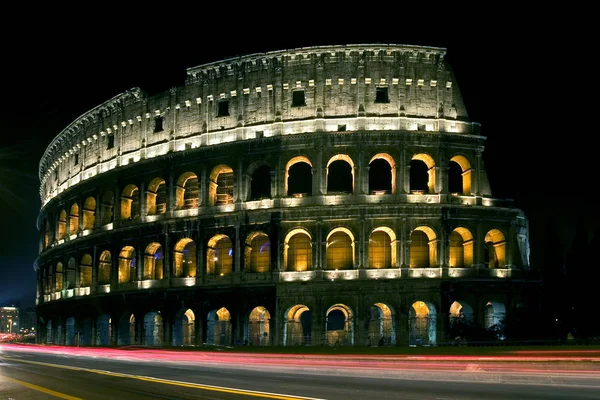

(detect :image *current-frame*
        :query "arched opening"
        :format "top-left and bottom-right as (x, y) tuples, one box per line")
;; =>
(207, 235), (233, 275)
(121, 184), (140, 220)
(118, 313), (136, 345)
(209, 165), (234, 206)
(143, 311), (163, 346)
(369, 227), (396, 268)
(147, 177), (167, 215)
(485, 229), (507, 268)
(327, 157), (353, 194)
(366, 303), (396, 346)
(245, 232), (271, 273)
(449, 301), (474, 341)
(409, 227), (437, 268)
(449, 227), (474, 268)
(284, 229), (312, 271)
(250, 164), (272, 200)
(369, 154), (395, 194)
(43, 218), (50, 249)
(100, 191), (114, 225)
(286, 157), (312, 197)
(118, 246), (136, 283)
(79, 254), (92, 287)
(485, 301), (506, 339)
(326, 304), (354, 346)
(55, 262), (63, 292)
(206, 307), (231, 346)
(56, 210), (67, 240)
(82, 197), (96, 230)
(283, 305), (311, 346)
(173, 308), (196, 346)
(173, 238), (196, 278)
(176, 172), (199, 210)
(66, 258), (76, 289)
(46, 319), (54, 344)
(326, 228), (354, 270)
(449, 155), (472, 195)
(96, 314), (112, 346)
(98, 250), (112, 285)
(69, 203), (79, 235)
(65, 316), (76, 346)
(143, 242), (164, 280)
(408, 301), (437, 346)
(410, 153), (435, 194)
(246, 306), (271, 346)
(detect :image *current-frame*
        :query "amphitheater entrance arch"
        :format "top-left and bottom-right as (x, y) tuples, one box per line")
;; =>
(286, 156), (312, 196)
(118, 313), (136, 345)
(408, 301), (437, 346)
(65, 317), (76, 346)
(283, 305), (311, 346)
(326, 304), (354, 346)
(485, 301), (506, 338)
(366, 303), (396, 346)
(484, 229), (507, 268)
(206, 307), (231, 346)
(46, 319), (53, 344)
(96, 313), (112, 346)
(173, 308), (196, 346)
(143, 312), (164, 346)
(245, 306), (271, 346)
(449, 301), (474, 340)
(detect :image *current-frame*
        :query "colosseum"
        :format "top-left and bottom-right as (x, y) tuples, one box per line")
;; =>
(35, 44), (533, 348)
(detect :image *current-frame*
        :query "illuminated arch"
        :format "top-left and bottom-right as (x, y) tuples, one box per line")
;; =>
(147, 177), (167, 215)
(206, 307), (231, 346)
(79, 254), (92, 287)
(118, 246), (136, 283)
(143, 311), (164, 346)
(409, 301), (437, 346)
(143, 242), (164, 280)
(411, 153), (436, 194)
(246, 306), (271, 346)
(369, 153), (396, 194)
(367, 302), (396, 345)
(206, 234), (233, 275)
(175, 172), (199, 210)
(55, 262), (63, 292)
(369, 226), (397, 268)
(121, 184), (140, 220)
(98, 250), (111, 285)
(57, 209), (67, 240)
(285, 156), (313, 196)
(68, 203), (79, 235)
(245, 232), (271, 273)
(485, 229), (507, 268)
(410, 226), (438, 268)
(209, 164), (234, 206)
(173, 308), (196, 346)
(485, 301), (506, 337)
(248, 162), (272, 200)
(283, 304), (312, 346)
(82, 197), (96, 229)
(326, 304), (354, 346)
(326, 227), (355, 270)
(449, 227), (474, 268)
(326, 154), (354, 193)
(284, 228), (312, 271)
(449, 155), (472, 195)
(173, 238), (196, 278)
(100, 191), (114, 225)
(66, 258), (76, 289)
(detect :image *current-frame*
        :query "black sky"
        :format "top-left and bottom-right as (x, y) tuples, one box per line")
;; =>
(2, 13), (595, 308)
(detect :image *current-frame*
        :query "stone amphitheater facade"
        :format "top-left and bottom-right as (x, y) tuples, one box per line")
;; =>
(35, 44), (532, 347)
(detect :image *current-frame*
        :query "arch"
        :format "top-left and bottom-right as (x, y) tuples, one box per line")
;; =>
(56, 209), (67, 240)
(410, 226), (438, 268)
(326, 304), (354, 346)
(100, 191), (114, 225)
(449, 227), (474, 268)
(206, 307), (231, 346)
(96, 314), (112, 346)
(283, 304), (311, 346)
(449, 155), (472, 195)
(449, 301), (474, 340)
(147, 177), (167, 215)
(284, 228), (312, 272)
(326, 154), (354, 194)
(82, 197), (96, 229)
(143, 311), (163, 346)
(65, 316), (76, 346)
(173, 308), (196, 346)
(207, 234), (233, 275)
(369, 153), (396, 194)
(485, 229), (507, 268)
(121, 184), (140, 220)
(98, 250), (111, 284)
(118, 246), (136, 283)
(366, 303), (396, 346)
(209, 164), (234, 206)
(246, 306), (271, 346)
(326, 227), (355, 270)
(175, 171), (199, 210)
(173, 238), (197, 278)
(409, 301), (437, 346)
(485, 301), (506, 339)
(249, 164), (272, 200)
(117, 313), (136, 345)
(55, 262), (63, 292)
(66, 258), (76, 289)
(285, 156), (312, 196)
(69, 203), (79, 235)
(143, 242), (164, 280)
(79, 254), (92, 287)
(369, 227), (397, 268)
(410, 153), (436, 194)
(245, 232), (271, 273)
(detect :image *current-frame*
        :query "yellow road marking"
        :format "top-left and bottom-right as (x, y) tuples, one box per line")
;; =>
(3, 357), (324, 400)
(0, 374), (82, 400)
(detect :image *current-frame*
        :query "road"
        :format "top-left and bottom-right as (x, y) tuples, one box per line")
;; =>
(1, 344), (599, 399)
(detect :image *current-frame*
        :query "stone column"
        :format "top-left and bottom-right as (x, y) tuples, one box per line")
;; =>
(473, 148), (482, 195)
(234, 224), (241, 272)
(163, 232), (171, 280)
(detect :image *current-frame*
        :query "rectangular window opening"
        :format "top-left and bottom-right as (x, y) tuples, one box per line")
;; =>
(74, 153), (79, 165)
(218, 100), (230, 117)
(292, 90), (306, 107)
(107, 134), (115, 150)
(375, 87), (389, 103)
(154, 116), (164, 132)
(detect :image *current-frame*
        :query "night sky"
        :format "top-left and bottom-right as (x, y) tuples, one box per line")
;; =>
(2, 17), (595, 309)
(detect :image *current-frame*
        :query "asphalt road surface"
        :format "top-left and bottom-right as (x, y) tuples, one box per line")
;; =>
(1, 345), (599, 399)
